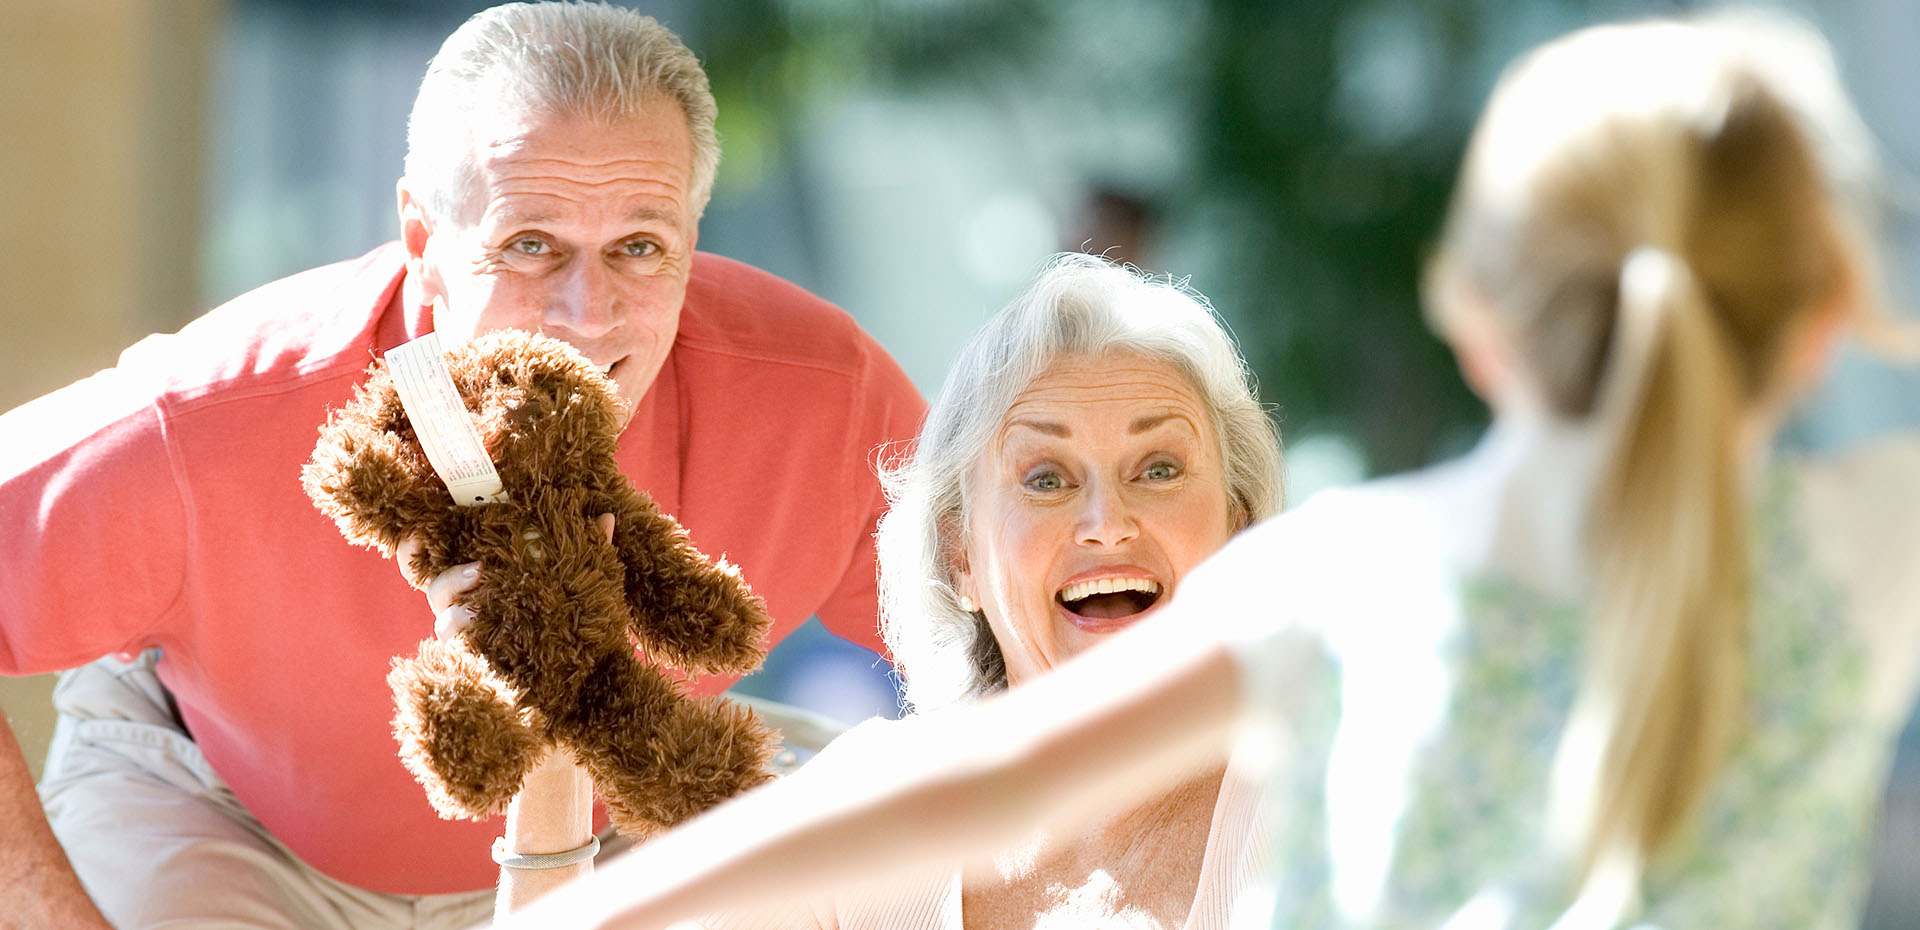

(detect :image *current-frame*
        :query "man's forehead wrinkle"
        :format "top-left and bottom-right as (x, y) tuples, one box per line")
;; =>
(482, 164), (691, 190)
(476, 129), (689, 172)
(480, 169), (690, 227)
(483, 197), (682, 220)
(484, 148), (690, 170)
(487, 184), (687, 205)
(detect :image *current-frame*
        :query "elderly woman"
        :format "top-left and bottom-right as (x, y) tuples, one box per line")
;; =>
(477, 254), (1283, 925)
(804, 252), (1283, 927)
(880, 251), (1281, 713)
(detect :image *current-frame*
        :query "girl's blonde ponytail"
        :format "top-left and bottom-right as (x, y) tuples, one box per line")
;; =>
(1551, 247), (1749, 913)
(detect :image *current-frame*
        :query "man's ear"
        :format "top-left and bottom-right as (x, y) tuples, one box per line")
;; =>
(397, 182), (448, 315)
(397, 182), (433, 266)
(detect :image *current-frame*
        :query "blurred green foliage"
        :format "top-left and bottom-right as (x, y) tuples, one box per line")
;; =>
(691, 0), (1533, 474)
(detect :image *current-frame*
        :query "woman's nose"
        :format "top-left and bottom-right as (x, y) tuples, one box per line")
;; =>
(1076, 482), (1138, 547)
(543, 258), (619, 338)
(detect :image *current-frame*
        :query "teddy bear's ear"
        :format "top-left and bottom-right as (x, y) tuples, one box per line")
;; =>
(463, 332), (626, 485)
(303, 366), (452, 556)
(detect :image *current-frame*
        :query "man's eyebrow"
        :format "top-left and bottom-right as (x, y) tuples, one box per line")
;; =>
(491, 203), (561, 224)
(621, 206), (681, 225)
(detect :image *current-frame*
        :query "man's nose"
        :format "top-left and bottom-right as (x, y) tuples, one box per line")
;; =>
(1076, 481), (1139, 548)
(542, 258), (619, 338)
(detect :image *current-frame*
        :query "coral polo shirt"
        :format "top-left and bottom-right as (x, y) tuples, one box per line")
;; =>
(0, 243), (925, 893)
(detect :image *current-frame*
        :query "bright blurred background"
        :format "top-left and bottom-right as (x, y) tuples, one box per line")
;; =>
(4, 0), (1919, 921)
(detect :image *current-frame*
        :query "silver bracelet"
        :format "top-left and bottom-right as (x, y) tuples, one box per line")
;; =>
(490, 834), (600, 869)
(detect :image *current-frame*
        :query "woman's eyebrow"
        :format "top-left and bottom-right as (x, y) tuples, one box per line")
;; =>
(1130, 412), (1193, 434)
(1005, 418), (1070, 438)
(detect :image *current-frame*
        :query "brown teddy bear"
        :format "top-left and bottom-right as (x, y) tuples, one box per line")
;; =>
(302, 329), (777, 838)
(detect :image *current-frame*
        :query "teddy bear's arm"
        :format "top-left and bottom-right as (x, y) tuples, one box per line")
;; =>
(608, 493), (771, 677)
(304, 370), (468, 562)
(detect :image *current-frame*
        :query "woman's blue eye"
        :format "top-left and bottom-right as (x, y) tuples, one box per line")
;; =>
(1143, 462), (1179, 481)
(1026, 471), (1065, 491)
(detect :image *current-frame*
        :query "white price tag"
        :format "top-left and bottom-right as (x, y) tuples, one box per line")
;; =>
(386, 333), (507, 507)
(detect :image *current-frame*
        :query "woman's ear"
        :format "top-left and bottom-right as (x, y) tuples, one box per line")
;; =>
(1228, 496), (1251, 533)
(951, 559), (983, 615)
(938, 511), (977, 610)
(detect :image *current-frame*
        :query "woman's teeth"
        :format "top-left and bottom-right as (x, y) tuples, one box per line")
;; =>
(1056, 577), (1161, 604)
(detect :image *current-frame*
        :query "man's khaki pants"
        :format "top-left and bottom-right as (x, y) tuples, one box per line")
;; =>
(38, 651), (495, 930)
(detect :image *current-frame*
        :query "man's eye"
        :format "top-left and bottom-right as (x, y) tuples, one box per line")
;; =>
(511, 238), (548, 256)
(621, 240), (659, 258)
(1143, 462), (1179, 481)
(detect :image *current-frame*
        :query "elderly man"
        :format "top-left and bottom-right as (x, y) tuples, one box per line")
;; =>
(0, 3), (924, 927)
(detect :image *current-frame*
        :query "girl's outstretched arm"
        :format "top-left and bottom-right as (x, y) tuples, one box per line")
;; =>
(496, 602), (1285, 930)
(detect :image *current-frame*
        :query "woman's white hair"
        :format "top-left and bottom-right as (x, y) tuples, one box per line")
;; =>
(403, 1), (720, 224)
(877, 253), (1284, 713)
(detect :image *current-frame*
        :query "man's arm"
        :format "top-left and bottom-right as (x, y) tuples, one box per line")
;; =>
(0, 376), (186, 930)
(0, 722), (113, 929)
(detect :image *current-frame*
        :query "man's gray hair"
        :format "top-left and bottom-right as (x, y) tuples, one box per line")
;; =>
(403, 1), (720, 223)
(876, 253), (1284, 713)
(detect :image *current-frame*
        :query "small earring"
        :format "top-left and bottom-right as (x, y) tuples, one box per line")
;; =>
(957, 594), (978, 613)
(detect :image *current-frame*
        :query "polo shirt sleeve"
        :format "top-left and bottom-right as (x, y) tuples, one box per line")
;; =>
(809, 344), (927, 662)
(0, 366), (188, 674)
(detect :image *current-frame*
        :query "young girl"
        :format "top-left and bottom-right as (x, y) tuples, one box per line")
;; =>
(498, 13), (1920, 929)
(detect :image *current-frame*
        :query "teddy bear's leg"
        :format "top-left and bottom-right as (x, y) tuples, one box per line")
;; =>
(613, 692), (778, 831)
(550, 651), (777, 838)
(610, 498), (771, 677)
(390, 638), (545, 820)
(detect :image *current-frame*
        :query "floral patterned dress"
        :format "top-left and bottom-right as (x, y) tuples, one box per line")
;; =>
(1196, 424), (1920, 930)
